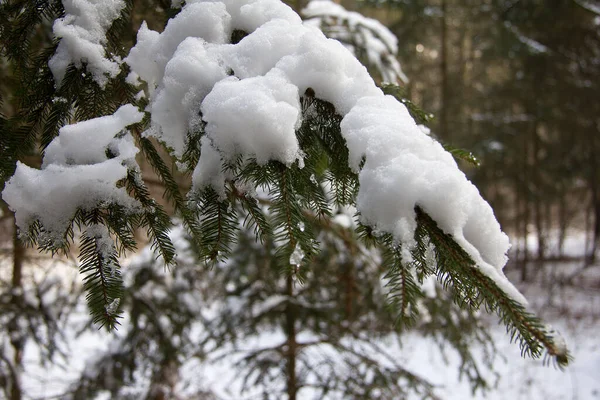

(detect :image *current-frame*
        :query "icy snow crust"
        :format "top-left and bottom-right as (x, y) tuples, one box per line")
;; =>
(3, 105), (144, 241)
(126, 0), (522, 303)
(49, 0), (127, 87)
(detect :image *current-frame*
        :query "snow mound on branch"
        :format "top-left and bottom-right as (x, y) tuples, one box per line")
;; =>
(2, 105), (143, 242)
(49, 0), (127, 88)
(125, 0), (518, 302)
(201, 73), (302, 165)
(302, 0), (408, 84)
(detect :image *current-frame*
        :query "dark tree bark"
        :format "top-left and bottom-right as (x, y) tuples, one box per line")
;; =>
(285, 274), (297, 400)
(439, 0), (450, 141)
(9, 213), (25, 400)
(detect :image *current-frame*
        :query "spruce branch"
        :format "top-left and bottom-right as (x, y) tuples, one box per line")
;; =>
(414, 206), (570, 367)
(102, 205), (138, 256)
(125, 168), (176, 265)
(381, 240), (422, 327)
(299, 92), (358, 207)
(137, 136), (203, 243)
(78, 215), (124, 330)
(269, 162), (319, 276)
(192, 186), (238, 263)
(381, 83), (434, 125)
(232, 185), (272, 244)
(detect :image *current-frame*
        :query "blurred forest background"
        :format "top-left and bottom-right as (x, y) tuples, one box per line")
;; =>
(0, 0), (599, 399)
(338, 0), (600, 274)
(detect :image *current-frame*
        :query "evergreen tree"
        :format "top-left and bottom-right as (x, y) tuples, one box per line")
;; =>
(0, 1), (569, 398)
(68, 216), (498, 399)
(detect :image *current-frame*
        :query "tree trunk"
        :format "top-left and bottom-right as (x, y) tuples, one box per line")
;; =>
(584, 197), (592, 260)
(439, 0), (450, 141)
(532, 122), (545, 263)
(591, 189), (600, 264)
(285, 275), (297, 400)
(9, 214), (25, 400)
(520, 128), (530, 282)
(587, 141), (599, 265)
(557, 188), (567, 257)
(514, 183), (522, 265)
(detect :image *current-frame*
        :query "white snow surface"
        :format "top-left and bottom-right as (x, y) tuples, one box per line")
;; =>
(201, 73), (303, 165)
(2, 105), (144, 240)
(12, 245), (600, 400)
(302, 0), (408, 84)
(49, 0), (127, 87)
(123, 0), (520, 302)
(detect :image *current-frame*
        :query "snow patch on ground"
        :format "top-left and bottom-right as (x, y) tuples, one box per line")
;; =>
(11, 246), (600, 400)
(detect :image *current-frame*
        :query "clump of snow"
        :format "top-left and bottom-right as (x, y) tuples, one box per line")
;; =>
(85, 224), (116, 259)
(191, 136), (227, 198)
(149, 37), (229, 156)
(275, 33), (381, 115)
(122, 0), (522, 303)
(2, 105), (144, 242)
(289, 242), (305, 267)
(105, 298), (120, 315)
(201, 73), (302, 165)
(544, 325), (568, 357)
(302, 0), (408, 84)
(342, 96), (521, 303)
(212, 0), (302, 33)
(49, 0), (127, 87)
(126, 2), (231, 94)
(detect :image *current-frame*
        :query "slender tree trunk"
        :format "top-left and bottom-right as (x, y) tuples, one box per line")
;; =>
(592, 134), (600, 264)
(285, 275), (297, 400)
(585, 197), (592, 260)
(557, 188), (567, 257)
(587, 141), (599, 264)
(544, 201), (551, 255)
(521, 193), (530, 282)
(591, 188), (600, 264)
(439, 0), (450, 141)
(532, 123), (545, 263)
(9, 214), (25, 400)
(514, 183), (522, 265)
(521, 129), (530, 282)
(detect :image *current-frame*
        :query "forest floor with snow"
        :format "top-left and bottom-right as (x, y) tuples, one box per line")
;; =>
(7, 234), (600, 400)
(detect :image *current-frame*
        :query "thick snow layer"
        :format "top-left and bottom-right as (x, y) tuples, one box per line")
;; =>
(302, 0), (408, 84)
(204, 0), (302, 32)
(2, 105), (144, 241)
(124, 0), (520, 302)
(49, 0), (127, 87)
(191, 136), (226, 198)
(342, 96), (519, 302)
(201, 73), (302, 165)
(149, 37), (229, 155)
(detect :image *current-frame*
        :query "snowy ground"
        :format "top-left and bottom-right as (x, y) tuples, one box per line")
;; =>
(414, 260), (600, 400)
(9, 236), (600, 400)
